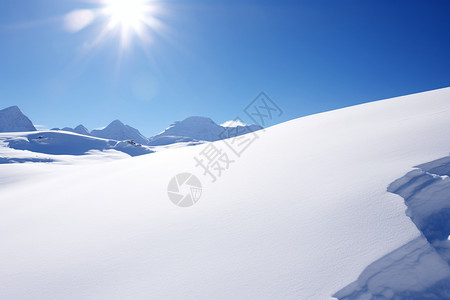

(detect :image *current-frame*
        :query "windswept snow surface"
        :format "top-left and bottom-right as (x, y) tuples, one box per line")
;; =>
(1, 88), (450, 299)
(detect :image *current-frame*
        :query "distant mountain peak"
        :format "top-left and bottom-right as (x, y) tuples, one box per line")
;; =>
(221, 119), (248, 127)
(181, 116), (215, 123)
(3, 105), (21, 112)
(148, 116), (263, 146)
(74, 125), (90, 135)
(0, 105), (36, 133)
(59, 124), (91, 136)
(109, 119), (125, 126)
(74, 124), (89, 131)
(91, 120), (148, 145)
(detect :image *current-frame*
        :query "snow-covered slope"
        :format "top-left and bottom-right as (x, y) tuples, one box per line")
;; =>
(0, 106), (36, 132)
(148, 116), (263, 145)
(1, 88), (449, 299)
(1, 130), (153, 158)
(91, 120), (148, 145)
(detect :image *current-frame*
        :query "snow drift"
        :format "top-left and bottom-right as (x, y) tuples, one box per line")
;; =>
(334, 155), (450, 299)
(0, 87), (449, 299)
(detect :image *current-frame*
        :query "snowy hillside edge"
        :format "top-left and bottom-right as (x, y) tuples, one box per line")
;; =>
(334, 155), (450, 299)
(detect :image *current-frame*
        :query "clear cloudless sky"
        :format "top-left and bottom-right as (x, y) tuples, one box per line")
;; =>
(0, 0), (449, 136)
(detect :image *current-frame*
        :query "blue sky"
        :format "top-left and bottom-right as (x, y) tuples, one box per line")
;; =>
(1, 0), (449, 136)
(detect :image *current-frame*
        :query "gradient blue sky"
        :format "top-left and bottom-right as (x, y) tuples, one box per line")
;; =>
(1, 0), (449, 136)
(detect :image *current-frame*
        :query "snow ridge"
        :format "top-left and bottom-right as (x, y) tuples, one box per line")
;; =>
(334, 155), (450, 300)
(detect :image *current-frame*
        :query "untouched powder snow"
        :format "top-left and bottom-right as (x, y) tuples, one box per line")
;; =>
(0, 88), (450, 299)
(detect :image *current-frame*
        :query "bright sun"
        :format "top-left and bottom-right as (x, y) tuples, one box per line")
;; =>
(62, 0), (165, 64)
(99, 0), (162, 47)
(104, 0), (147, 29)
(104, 0), (147, 30)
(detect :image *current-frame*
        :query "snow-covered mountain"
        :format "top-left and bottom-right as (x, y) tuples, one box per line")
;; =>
(0, 106), (36, 132)
(61, 124), (91, 136)
(91, 120), (149, 145)
(149, 116), (226, 143)
(1, 88), (449, 299)
(148, 116), (263, 146)
(0, 107), (263, 157)
(52, 117), (262, 147)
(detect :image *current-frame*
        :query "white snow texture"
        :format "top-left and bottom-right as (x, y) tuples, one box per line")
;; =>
(0, 87), (450, 299)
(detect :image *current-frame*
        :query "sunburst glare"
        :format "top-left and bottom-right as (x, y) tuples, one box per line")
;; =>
(59, 0), (168, 77)
(100, 0), (160, 47)
(103, 0), (147, 31)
